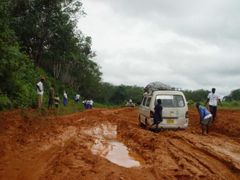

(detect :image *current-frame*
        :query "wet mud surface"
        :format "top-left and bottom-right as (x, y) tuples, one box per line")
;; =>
(0, 107), (240, 179)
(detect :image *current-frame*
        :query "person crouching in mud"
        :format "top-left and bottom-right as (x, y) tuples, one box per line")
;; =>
(196, 102), (213, 135)
(153, 99), (163, 130)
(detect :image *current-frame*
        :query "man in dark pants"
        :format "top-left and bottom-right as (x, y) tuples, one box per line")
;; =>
(205, 88), (221, 122)
(153, 99), (163, 129)
(48, 84), (55, 109)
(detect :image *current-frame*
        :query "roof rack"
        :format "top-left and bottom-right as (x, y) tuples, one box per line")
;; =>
(144, 82), (176, 94)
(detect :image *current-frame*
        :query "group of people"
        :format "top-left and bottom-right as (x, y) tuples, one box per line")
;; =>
(196, 88), (221, 135)
(153, 88), (221, 135)
(82, 99), (94, 109)
(36, 77), (92, 109)
(37, 77), (62, 109)
(45, 84), (66, 109)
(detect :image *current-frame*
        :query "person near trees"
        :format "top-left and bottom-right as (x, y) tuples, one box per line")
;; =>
(63, 91), (68, 106)
(205, 88), (221, 122)
(74, 94), (80, 103)
(89, 99), (94, 109)
(36, 76), (45, 108)
(48, 84), (55, 109)
(54, 95), (60, 108)
(196, 102), (213, 135)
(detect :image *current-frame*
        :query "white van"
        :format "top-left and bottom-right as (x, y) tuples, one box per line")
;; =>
(138, 90), (189, 129)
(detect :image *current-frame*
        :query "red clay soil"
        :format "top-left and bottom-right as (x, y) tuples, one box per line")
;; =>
(0, 107), (240, 180)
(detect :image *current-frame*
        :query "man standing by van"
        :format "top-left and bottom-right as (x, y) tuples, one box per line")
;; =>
(153, 99), (163, 129)
(205, 88), (221, 122)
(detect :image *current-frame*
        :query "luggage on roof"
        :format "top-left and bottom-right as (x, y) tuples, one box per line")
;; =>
(144, 82), (174, 93)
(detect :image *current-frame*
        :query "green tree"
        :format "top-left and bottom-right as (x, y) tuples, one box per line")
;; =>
(183, 89), (209, 103)
(10, 0), (102, 96)
(228, 89), (240, 101)
(0, 1), (38, 109)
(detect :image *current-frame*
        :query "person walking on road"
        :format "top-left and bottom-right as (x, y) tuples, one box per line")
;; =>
(36, 76), (45, 108)
(196, 103), (213, 135)
(48, 84), (55, 109)
(205, 88), (221, 122)
(153, 99), (163, 129)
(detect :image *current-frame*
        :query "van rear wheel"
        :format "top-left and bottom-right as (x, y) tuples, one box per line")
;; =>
(138, 116), (146, 128)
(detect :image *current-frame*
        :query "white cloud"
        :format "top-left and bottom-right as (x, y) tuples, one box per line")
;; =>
(78, 0), (240, 96)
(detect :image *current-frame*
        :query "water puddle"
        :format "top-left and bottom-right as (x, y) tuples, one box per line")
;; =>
(83, 123), (142, 168)
(105, 141), (141, 168)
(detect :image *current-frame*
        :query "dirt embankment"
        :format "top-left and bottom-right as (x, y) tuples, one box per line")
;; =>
(0, 107), (240, 180)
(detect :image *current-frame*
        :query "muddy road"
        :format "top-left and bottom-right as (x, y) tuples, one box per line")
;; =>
(1, 107), (240, 180)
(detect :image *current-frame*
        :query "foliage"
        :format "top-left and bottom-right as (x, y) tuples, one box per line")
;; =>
(9, 0), (102, 100)
(183, 89), (209, 103)
(0, 1), (38, 108)
(0, 94), (12, 110)
(95, 83), (144, 105)
(224, 89), (240, 101)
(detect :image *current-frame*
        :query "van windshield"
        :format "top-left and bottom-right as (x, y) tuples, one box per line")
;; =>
(155, 95), (185, 107)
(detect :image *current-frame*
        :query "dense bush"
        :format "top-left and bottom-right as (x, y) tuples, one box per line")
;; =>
(0, 94), (12, 110)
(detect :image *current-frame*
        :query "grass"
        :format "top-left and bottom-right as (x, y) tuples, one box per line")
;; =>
(220, 101), (240, 110)
(33, 100), (123, 117)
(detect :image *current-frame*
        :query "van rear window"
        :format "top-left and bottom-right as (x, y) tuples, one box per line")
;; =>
(155, 95), (185, 107)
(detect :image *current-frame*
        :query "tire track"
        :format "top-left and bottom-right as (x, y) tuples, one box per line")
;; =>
(166, 133), (240, 179)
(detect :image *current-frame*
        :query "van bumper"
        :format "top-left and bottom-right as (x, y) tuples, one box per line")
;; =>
(151, 119), (188, 129)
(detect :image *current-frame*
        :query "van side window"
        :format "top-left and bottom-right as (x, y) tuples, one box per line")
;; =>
(141, 97), (147, 106)
(145, 97), (151, 107)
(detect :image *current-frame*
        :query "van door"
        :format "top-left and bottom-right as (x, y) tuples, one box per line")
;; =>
(140, 96), (152, 125)
(156, 95), (186, 125)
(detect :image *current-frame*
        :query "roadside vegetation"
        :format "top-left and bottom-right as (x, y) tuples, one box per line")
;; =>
(0, 0), (143, 110)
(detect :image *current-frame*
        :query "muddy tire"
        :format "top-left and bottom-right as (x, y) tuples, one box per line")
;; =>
(138, 115), (146, 128)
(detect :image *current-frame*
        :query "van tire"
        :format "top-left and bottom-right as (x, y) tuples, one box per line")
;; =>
(138, 115), (146, 128)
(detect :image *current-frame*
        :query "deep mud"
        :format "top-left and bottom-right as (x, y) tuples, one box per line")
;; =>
(1, 107), (240, 179)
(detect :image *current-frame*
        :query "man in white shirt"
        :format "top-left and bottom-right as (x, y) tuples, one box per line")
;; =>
(63, 91), (68, 106)
(36, 77), (45, 108)
(89, 99), (94, 109)
(205, 88), (221, 122)
(75, 94), (80, 103)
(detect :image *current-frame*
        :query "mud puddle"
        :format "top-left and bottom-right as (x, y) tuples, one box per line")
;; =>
(83, 123), (143, 168)
(39, 126), (77, 151)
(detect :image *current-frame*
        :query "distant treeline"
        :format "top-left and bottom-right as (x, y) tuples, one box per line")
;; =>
(183, 89), (240, 104)
(182, 89), (209, 104)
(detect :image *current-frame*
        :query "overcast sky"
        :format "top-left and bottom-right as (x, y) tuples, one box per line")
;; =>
(77, 0), (240, 96)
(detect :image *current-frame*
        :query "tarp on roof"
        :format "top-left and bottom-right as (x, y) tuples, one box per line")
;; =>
(144, 82), (174, 93)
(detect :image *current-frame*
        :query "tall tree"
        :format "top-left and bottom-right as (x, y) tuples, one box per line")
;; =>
(0, 0), (37, 109)
(10, 0), (102, 99)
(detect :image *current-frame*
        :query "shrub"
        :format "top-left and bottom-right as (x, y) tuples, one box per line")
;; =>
(0, 94), (12, 110)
